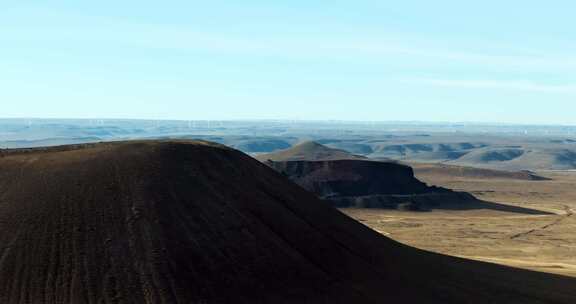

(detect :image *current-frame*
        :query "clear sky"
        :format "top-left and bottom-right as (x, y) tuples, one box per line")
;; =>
(2, 1), (575, 124)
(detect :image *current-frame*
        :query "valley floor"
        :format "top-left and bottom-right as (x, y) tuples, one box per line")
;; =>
(343, 171), (576, 277)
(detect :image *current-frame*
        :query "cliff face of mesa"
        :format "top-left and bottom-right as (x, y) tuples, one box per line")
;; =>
(266, 159), (474, 210)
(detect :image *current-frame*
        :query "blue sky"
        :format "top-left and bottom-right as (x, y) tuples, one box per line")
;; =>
(2, 1), (575, 124)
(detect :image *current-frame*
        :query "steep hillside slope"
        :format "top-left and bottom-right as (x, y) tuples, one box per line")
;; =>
(0, 141), (574, 303)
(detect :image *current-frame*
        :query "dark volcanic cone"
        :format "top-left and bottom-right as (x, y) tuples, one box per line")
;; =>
(0, 141), (574, 303)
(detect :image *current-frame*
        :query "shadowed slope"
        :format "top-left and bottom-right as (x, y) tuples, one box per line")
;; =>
(0, 141), (574, 303)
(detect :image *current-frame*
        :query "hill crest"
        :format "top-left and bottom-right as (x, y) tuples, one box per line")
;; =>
(255, 140), (367, 162)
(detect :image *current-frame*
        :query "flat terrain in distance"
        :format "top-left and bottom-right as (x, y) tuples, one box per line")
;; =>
(343, 168), (576, 277)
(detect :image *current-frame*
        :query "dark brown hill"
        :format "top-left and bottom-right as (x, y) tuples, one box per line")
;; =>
(0, 141), (574, 303)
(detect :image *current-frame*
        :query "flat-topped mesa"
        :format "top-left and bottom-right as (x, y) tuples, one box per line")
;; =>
(0, 140), (574, 303)
(258, 141), (474, 210)
(266, 159), (473, 210)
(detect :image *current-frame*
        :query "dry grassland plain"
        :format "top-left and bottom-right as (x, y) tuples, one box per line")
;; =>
(343, 169), (576, 277)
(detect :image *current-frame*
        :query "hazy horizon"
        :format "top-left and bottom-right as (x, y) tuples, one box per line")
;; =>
(3, 117), (576, 127)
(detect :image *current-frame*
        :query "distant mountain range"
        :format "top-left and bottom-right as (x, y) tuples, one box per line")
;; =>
(2, 119), (576, 171)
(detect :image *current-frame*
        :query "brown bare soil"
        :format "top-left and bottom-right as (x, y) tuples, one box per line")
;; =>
(0, 141), (575, 303)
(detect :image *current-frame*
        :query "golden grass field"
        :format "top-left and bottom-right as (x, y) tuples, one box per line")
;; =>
(343, 168), (576, 277)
